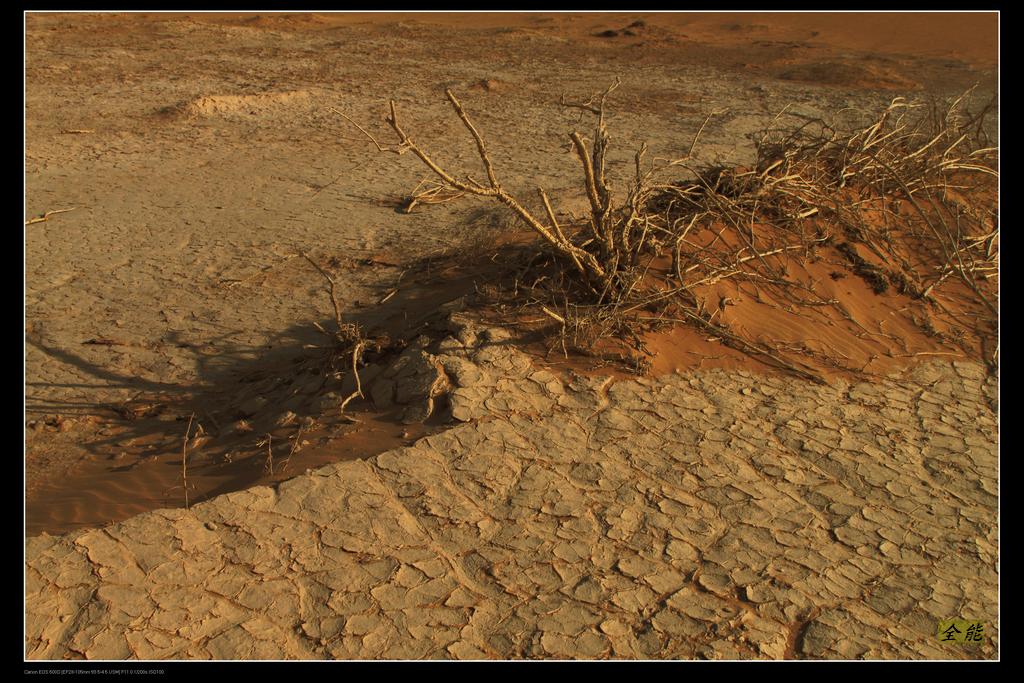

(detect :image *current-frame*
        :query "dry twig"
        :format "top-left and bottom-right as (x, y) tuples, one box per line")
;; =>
(25, 208), (76, 225)
(182, 413), (195, 509)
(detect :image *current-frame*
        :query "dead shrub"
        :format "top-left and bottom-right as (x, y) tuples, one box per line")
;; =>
(343, 84), (998, 377)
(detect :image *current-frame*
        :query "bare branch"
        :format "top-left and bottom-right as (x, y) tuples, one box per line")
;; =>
(445, 89), (500, 189)
(300, 251), (344, 332)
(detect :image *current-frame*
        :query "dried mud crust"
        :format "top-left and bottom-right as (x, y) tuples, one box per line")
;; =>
(26, 327), (998, 660)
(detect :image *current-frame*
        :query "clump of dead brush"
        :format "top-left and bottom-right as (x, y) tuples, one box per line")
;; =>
(748, 89), (997, 313)
(300, 252), (396, 414)
(345, 83), (997, 379)
(345, 78), (676, 303)
(652, 88), (998, 368)
(343, 79), (701, 372)
(582, 89), (994, 375)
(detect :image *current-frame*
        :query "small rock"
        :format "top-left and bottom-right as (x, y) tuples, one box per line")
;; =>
(456, 327), (478, 348)
(401, 397), (434, 424)
(744, 583), (773, 603)
(383, 348), (417, 379)
(800, 621), (841, 657)
(482, 327), (512, 343)
(392, 350), (429, 380)
(436, 336), (465, 353)
(450, 395), (479, 422)
(448, 640), (487, 659)
(573, 577), (604, 604)
(297, 373), (324, 395)
(316, 392), (343, 414)
(447, 313), (479, 348)
(280, 394), (307, 413)
(697, 567), (732, 595)
(238, 396), (268, 417)
(599, 620), (631, 637)
(339, 372), (359, 397)
(617, 555), (653, 578)
(359, 363), (383, 389)
(369, 377), (395, 409)
(394, 352), (450, 404)
(785, 419), (807, 433)
(438, 355), (487, 388)
(437, 296), (467, 315)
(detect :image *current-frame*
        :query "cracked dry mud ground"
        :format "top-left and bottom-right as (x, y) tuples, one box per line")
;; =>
(26, 339), (998, 660)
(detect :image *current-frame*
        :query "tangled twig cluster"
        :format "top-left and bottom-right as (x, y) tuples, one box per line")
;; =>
(343, 79), (675, 300)
(345, 83), (997, 378)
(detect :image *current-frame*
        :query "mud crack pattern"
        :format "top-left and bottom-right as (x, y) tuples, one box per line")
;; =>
(26, 346), (997, 660)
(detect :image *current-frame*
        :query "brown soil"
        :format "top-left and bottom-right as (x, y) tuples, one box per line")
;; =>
(25, 11), (998, 536)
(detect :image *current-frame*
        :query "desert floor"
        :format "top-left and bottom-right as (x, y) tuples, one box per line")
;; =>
(25, 12), (998, 660)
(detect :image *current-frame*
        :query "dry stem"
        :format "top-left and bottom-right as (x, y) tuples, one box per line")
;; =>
(182, 412), (194, 509)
